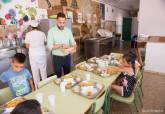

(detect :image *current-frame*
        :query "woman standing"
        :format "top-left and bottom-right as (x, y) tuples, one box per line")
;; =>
(25, 20), (47, 89)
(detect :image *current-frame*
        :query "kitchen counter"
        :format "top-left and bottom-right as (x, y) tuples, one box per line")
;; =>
(84, 37), (113, 59)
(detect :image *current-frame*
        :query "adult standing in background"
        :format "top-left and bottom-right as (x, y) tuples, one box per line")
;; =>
(25, 20), (47, 89)
(47, 12), (77, 78)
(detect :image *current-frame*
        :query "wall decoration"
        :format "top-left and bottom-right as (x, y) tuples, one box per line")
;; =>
(45, 0), (51, 8)
(92, 14), (97, 24)
(2, 0), (12, 4)
(77, 12), (83, 23)
(5, 13), (10, 20)
(66, 11), (73, 23)
(80, 0), (93, 23)
(86, 14), (91, 24)
(61, 0), (67, 6)
(0, 0), (39, 25)
(28, 7), (37, 18)
(31, 0), (36, 2)
(38, 0), (61, 9)
(36, 8), (48, 20)
(0, 4), (2, 10)
(9, 9), (16, 17)
(71, 0), (78, 9)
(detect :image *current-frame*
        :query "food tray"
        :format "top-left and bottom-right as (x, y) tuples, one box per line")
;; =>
(72, 81), (104, 99)
(76, 62), (97, 72)
(110, 53), (123, 60)
(42, 107), (55, 114)
(87, 57), (99, 63)
(54, 75), (82, 89)
(2, 97), (26, 114)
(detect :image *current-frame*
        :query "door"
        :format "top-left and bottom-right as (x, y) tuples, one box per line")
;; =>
(122, 18), (132, 41)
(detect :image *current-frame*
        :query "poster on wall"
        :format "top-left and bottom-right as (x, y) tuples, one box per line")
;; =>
(36, 8), (48, 20)
(77, 12), (83, 23)
(66, 11), (73, 23)
(0, 0), (39, 26)
(87, 14), (91, 24)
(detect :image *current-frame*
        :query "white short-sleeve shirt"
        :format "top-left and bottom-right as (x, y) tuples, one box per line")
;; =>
(25, 30), (47, 56)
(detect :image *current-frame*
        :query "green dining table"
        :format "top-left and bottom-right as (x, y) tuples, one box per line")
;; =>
(25, 69), (119, 114)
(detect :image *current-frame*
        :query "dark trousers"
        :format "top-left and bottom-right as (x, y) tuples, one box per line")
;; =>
(53, 54), (71, 78)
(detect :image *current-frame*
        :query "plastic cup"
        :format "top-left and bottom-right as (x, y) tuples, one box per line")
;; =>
(60, 82), (67, 93)
(86, 73), (91, 81)
(36, 93), (43, 104)
(48, 95), (56, 106)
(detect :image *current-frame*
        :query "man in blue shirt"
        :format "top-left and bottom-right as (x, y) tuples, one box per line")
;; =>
(0, 53), (34, 97)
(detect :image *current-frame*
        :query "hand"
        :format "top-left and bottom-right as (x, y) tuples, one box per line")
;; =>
(53, 44), (63, 49)
(64, 48), (72, 54)
(62, 44), (70, 49)
(64, 47), (76, 54)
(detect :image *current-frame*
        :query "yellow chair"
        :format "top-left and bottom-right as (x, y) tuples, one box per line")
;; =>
(38, 75), (57, 88)
(109, 80), (141, 114)
(92, 91), (106, 114)
(0, 87), (13, 105)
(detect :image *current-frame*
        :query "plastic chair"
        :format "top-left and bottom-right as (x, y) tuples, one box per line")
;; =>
(135, 68), (144, 108)
(38, 75), (57, 88)
(92, 91), (106, 114)
(0, 87), (13, 105)
(109, 80), (141, 114)
(140, 66), (144, 96)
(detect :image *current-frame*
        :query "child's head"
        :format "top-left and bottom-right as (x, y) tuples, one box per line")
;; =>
(11, 99), (42, 114)
(11, 53), (26, 72)
(122, 51), (137, 72)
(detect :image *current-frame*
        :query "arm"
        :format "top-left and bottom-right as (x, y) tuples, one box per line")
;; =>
(64, 30), (77, 54)
(53, 44), (63, 49)
(25, 69), (35, 91)
(0, 80), (8, 89)
(28, 78), (35, 91)
(0, 72), (8, 89)
(68, 44), (77, 53)
(108, 66), (126, 74)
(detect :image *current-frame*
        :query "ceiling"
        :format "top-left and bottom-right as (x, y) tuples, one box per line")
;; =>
(102, 0), (140, 10)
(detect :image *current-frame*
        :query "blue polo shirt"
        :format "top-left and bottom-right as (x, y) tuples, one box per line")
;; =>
(0, 67), (32, 97)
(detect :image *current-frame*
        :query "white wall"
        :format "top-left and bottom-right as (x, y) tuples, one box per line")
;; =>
(138, 0), (165, 36)
(131, 17), (138, 35)
(92, 0), (129, 33)
(104, 4), (129, 33)
(145, 42), (165, 74)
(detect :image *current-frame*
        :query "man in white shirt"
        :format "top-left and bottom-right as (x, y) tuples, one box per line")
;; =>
(25, 20), (47, 89)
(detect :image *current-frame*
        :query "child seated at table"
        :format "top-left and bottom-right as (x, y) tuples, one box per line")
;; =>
(0, 53), (34, 98)
(11, 99), (42, 114)
(108, 52), (138, 97)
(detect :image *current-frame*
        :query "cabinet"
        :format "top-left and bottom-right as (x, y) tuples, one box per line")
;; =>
(84, 37), (113, 59)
